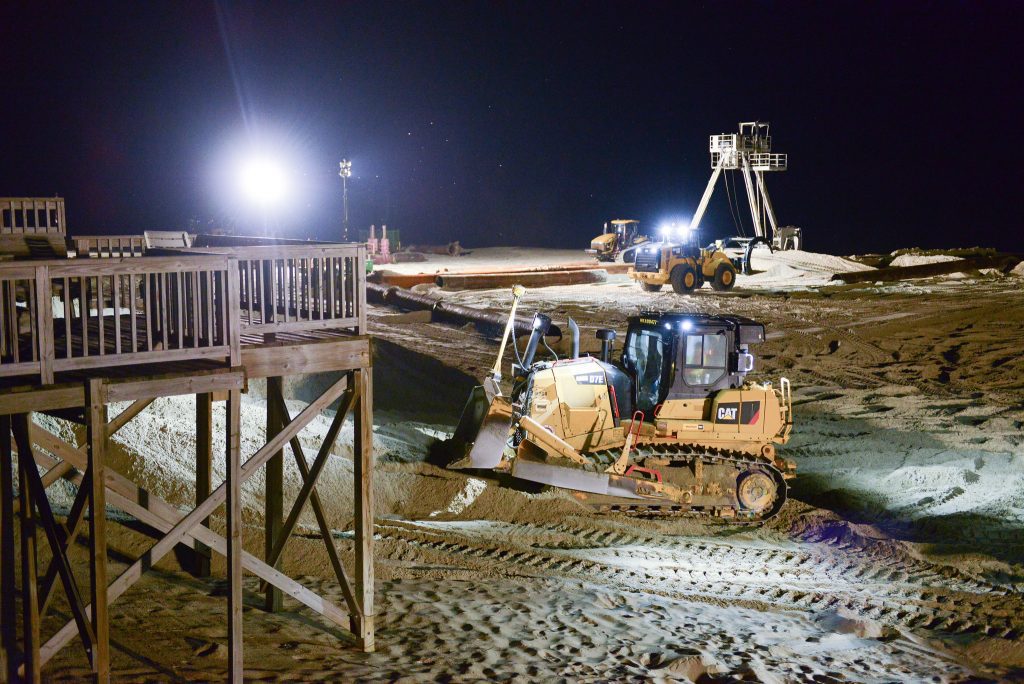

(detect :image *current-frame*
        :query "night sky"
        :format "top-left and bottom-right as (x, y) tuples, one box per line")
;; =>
(1, 2), (1021, 255)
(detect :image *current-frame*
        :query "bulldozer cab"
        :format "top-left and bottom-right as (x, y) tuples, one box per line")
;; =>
(621, 314), (765, 413)
(609, 219), (639, 247)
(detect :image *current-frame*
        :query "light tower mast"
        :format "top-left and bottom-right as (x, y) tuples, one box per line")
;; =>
(339, 158), (352, 241)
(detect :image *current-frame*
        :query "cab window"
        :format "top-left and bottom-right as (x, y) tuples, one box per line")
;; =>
(625, 329), (664, 412)
(682, 333), (727, 386)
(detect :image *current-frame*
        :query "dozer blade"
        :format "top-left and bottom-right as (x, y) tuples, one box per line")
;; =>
(449, 390), (515, 470)
(511, 459), (644, 499)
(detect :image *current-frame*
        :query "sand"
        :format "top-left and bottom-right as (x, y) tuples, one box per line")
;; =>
(889, 254), (964, 268)
(32, 246), (1024, 681)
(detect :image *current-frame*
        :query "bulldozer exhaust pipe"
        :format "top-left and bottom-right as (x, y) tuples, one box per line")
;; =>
(597, 329), (616, 363)
(522, 313), (552, 368)
(568, 317), (579, 359)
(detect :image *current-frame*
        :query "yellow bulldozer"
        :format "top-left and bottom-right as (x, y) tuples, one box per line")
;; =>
(449, 287), (794, 521)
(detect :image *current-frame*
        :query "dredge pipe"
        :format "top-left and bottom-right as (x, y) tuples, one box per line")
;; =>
(435, 269), (607, 291)
(366, 282), (561, 339)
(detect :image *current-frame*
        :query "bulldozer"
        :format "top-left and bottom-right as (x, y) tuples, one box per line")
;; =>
(586, 219), (649, 263)
(628, 225), (738, 294)
(449, 287), (794, 521)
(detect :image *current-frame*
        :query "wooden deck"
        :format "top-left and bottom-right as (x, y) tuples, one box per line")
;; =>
(1, 238), (376, 682)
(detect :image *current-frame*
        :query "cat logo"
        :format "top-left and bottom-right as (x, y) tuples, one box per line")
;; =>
(717, 406), (738, 421)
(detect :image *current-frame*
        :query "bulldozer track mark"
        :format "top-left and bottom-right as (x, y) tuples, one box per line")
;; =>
(375, 522), (1024, 640)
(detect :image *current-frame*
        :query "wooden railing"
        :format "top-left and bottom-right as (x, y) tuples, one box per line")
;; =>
(0, 243), (366, 385)
(72, 235), (146, 258)
(1, 197), (66, 235)
(232, 245), (366, 335)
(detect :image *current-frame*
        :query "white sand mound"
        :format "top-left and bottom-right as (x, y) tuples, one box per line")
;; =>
(890, 254), (963, 268)
(1011, 260), (1024, 276)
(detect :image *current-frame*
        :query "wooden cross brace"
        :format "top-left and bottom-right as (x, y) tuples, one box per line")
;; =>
(10, 369), (370, 679)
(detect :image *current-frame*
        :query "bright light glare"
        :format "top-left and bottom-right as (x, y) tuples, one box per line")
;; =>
(659, 220), (692, 239)
(238, 157), (289, 207)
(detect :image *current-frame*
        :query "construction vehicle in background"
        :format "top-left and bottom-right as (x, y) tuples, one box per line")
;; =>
(448, 287), (795, 521)
(628, 224), (738, 293)
(697, 122), (802, 273)
(586, 219), (650, 263)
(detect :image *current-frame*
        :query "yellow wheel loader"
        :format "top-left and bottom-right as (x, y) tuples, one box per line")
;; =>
(629, 233), (737, 294)
(586, 219), (650, 263)
(448, 288), (794, 521)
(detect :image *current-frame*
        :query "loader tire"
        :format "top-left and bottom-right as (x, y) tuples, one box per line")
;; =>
(671, 265), (698, 294)
(711, 262), (737, 291)
(641, 282), (663, 292)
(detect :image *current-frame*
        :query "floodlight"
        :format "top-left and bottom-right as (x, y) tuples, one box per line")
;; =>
(238, 156), (288, 207)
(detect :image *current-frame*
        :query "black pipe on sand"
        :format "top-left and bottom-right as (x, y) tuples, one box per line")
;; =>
(367, 282), (562, 339)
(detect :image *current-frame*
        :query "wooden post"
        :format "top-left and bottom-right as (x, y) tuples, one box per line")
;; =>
(225, 387), (243, 682)
(195, 392), (213, 578)
(85, 379), (110, 682)
(0, 415), (17, 682)
(264, 376), (283, 612)
(353, 369), (375, 652)
(17, 414), (41, 680)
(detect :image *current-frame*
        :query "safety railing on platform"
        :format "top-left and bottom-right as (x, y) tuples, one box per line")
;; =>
(749, 153), (787, 170)
(0, 242), (366, 385)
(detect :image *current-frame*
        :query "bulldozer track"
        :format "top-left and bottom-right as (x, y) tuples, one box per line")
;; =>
(375, 521), (1024, 641)
(577, 443), (790, 522)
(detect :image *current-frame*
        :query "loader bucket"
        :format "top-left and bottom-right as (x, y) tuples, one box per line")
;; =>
(448, 387), (515, 470)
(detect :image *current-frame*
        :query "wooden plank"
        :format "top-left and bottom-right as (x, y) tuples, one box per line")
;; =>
(144, 273), (153, 351)
(51, 342), (232, 374)
(357, 245), (367, 334)
(226, 387), (243, 682)
(328, 256), (336, 318)
(160, 273), (169, 351)
(103, 369), (244, 403)
(191, 271), (199, 349)
(205, 270), (213, 345)
(86, 380), (110, 681)
(19, 416), (42, 680)
(0, 384), (84, 415)
(29, 274), (38, 363)
(0, 415), (17, 683)
(97, 275), (105, 356)
(227, 258), (241, 366)
(242, 316), (362, 335)
(39, 374), (352, 663)
(176, 271), (184, 350)
(129, 275), (138, 353)
(353, 368), (374, 652)
(104, 397), (154, 438)
(241, 337), (370, 378)
(47, 254), (228, 278)
(112, 274), (122, 355)
(35, 266), (54, 384)
(195, 393), (212, 578)
(64, 277), (72, 359)
(264, 376), (283, 612)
